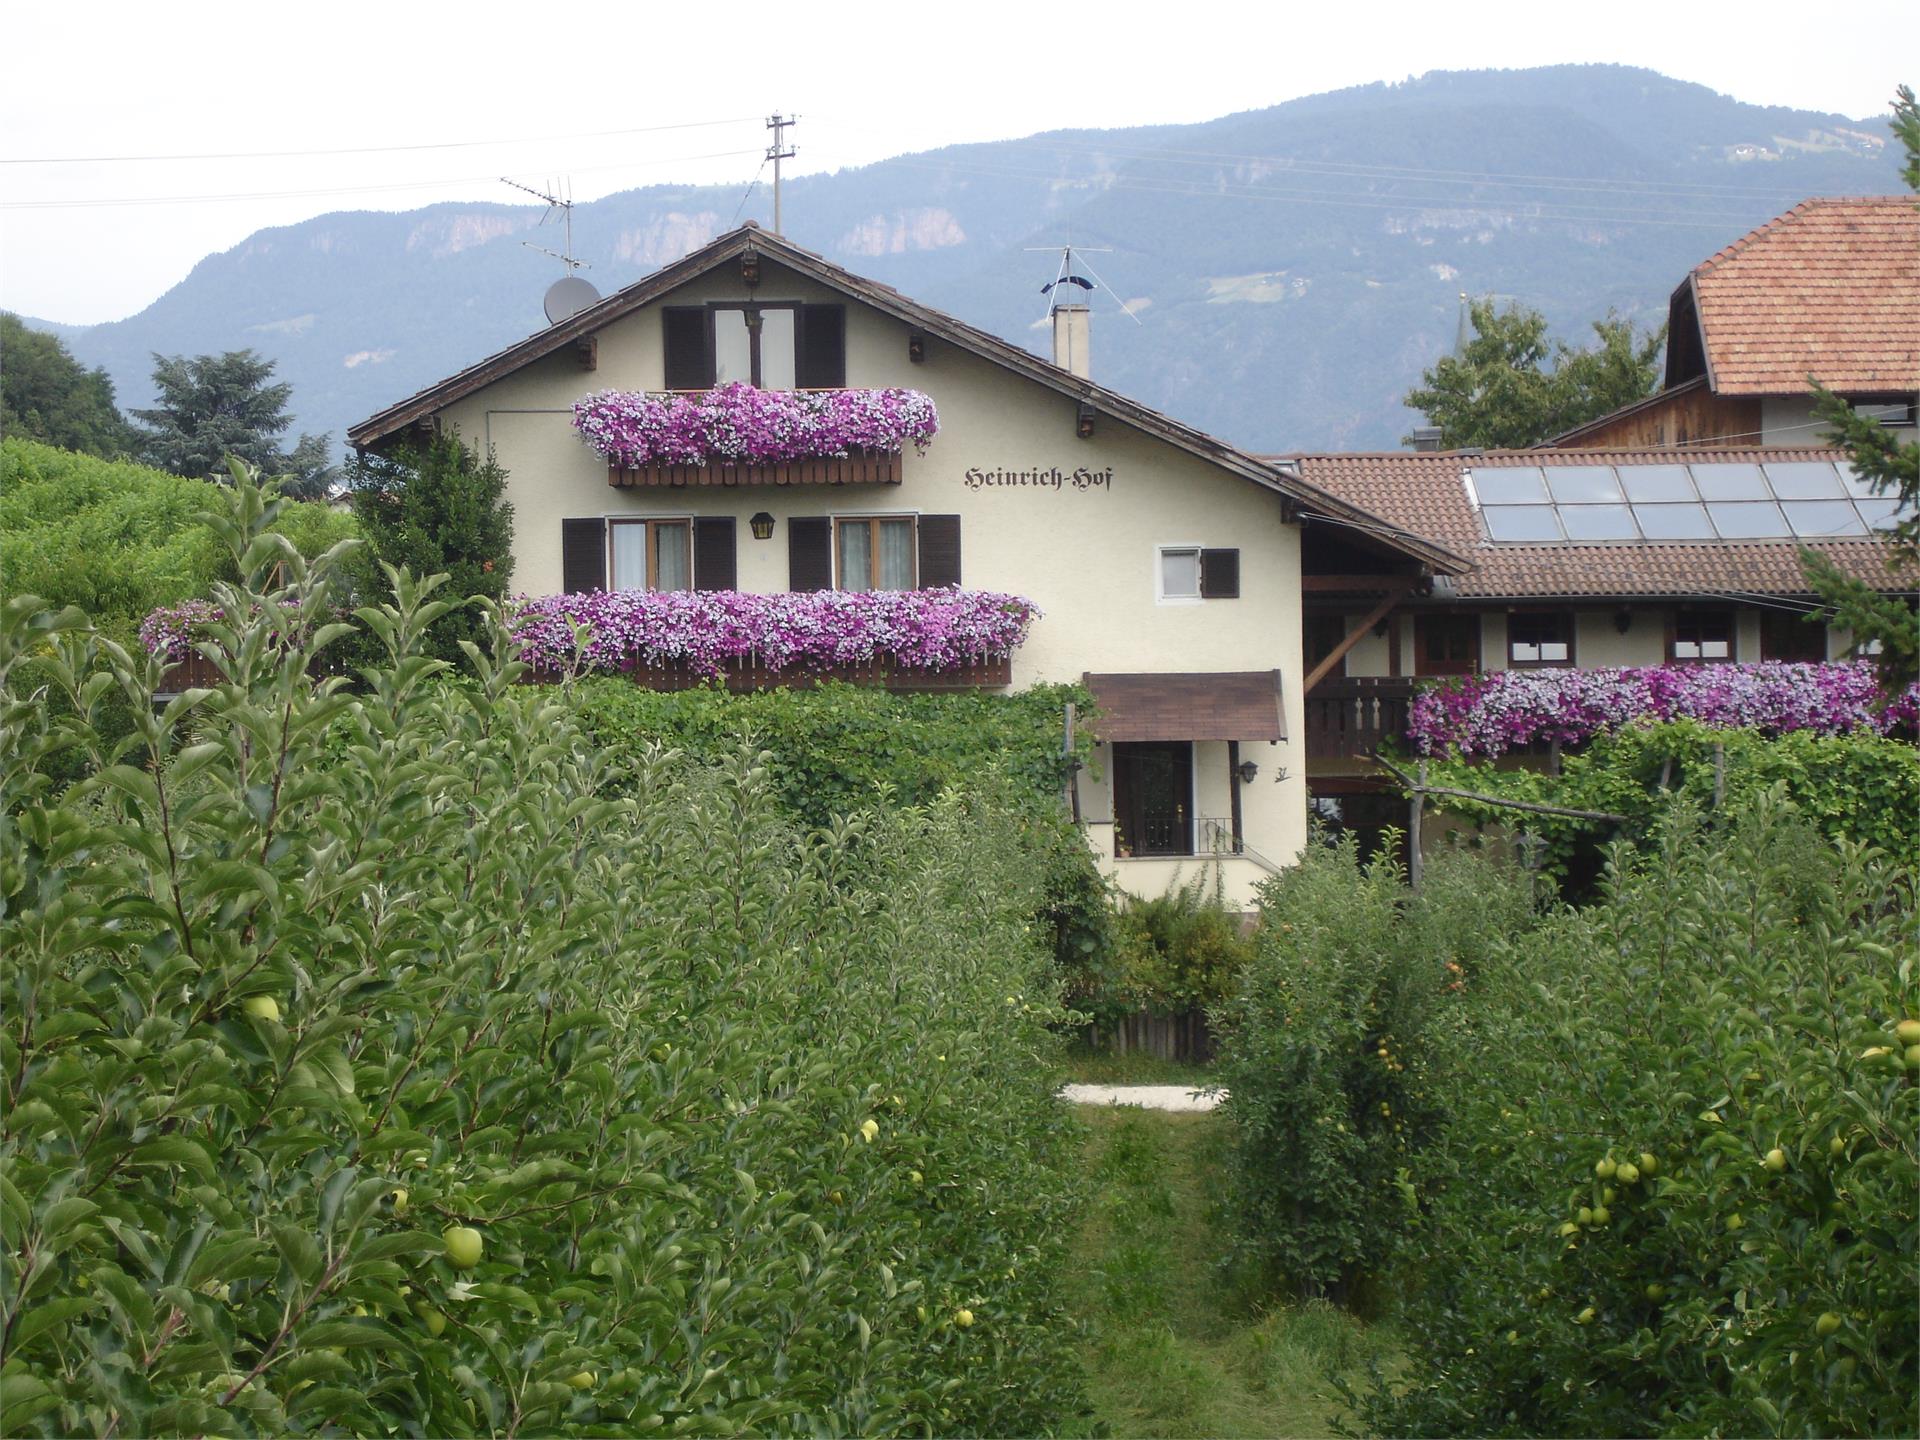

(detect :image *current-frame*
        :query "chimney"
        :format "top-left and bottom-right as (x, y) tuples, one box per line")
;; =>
(1052, 304), (1091, 379)
(1412, 426), (1444, 452)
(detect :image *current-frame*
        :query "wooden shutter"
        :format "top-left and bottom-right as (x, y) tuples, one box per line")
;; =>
(561, 518), (606, 594)
(918, 515), (962, 588)
(663, 307), (712, 390)
(692, 516), (737, 592)
(788, 516), (833, 592)
(1200, 548), (1240, 599)
(797, 305), (846, 389)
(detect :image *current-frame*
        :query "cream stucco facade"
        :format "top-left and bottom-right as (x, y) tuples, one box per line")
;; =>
(372, 247), (1365, 908)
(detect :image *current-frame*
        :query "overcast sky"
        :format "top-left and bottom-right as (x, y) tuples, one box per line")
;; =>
(1, 0), (1908, 326)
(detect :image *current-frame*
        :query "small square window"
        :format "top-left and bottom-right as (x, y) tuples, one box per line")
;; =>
(1508, 612), (1573, 668)
(1671, 612), (1734, 664)
(1159, 547), (1202, 600)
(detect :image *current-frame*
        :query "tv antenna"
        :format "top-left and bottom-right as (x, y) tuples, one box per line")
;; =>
(501, 177), (601, 325)
(765, 113), (796, 234)
(501, 175), (590, 274)
(1025, 242), (1142, 326)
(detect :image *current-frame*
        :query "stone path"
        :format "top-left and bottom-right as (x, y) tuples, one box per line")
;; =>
(1058, 1083), (1225, 1113)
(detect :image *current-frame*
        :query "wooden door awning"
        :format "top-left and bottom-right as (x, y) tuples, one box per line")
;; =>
(1082, 671), (1285, 743)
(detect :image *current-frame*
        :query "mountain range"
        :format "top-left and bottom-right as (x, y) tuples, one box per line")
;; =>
(17, 65), (1905, 457)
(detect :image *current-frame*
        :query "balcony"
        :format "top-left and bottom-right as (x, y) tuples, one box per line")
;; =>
(555, 653), (1010, 693)
(577, 384), (935, 490)
(609, 450), (898, 489)
(1305, 677), (1417, 760)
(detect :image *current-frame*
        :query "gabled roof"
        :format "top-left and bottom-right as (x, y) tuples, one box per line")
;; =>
(1675, 196), (1920, 397)
(1271, 447), (1915, 601)
(349, 223), (1465, 575)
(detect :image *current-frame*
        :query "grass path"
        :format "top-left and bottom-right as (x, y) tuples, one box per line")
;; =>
(1065, 1105), (1387, 1439)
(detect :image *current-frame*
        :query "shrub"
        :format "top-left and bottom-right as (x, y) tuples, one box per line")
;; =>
(0, 472), (1090, 1436)
(1360, 795), (1919, 1437)
(1418, 720), (1920, 877)
(1073, 870), (1255, 1030)
(1211, 838), (1538, 1303)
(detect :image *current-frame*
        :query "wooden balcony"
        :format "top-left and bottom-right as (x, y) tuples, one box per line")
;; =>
(535, 653), (1012, 693)
(608, 450), (900, 488)
(1305, 677), (1418, 759)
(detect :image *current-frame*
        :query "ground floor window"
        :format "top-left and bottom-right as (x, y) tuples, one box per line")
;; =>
(1112, 741), (1193, 858)
(1508, 611), (1573, 667)
(1670, 611), (1734, 663)
(609, 517), (692, 592)
(1760, 608), (1826, 663)
(835, 516), (916, 591)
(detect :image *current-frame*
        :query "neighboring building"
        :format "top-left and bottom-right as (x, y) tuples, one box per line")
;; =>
(1272, 446), (1917, 852)
(350, 223), (1459, 905)
(1552, 196), (1919, 450)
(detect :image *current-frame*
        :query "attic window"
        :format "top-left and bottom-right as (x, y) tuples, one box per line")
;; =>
(663, 303), (846, 390)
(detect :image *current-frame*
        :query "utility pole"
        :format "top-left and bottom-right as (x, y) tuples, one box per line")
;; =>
(766, 113), (796, 234)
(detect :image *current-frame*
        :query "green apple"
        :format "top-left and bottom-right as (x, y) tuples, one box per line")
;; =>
(443, 1225), (484, 1269)
(1637, 1152), (1658, 1176)
(566, 1371), (595, 1390)
(1614, 1162), (1640, 1185)
(1575, 1306), (1596, 1326)
(1644, 1283), (1666, 1302)
(1594, 1157), (1616, 1180)
(953, 1308), (974, 1328)
(1894, 1018), (1920, 1046)
(241, 995), (280, 1023)
(1589, 1205), (1610, 1226)
(1815, 1311), (1842, 1336)
(1763, 1148), (1787, 1173)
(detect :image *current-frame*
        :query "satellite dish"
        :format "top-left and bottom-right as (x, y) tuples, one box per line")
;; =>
(543, 275), (601, 325)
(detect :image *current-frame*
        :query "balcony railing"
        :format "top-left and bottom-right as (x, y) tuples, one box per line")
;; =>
(608, 449), (899, 488)
(1305, 677), (1418, 759)
(536, 653), (1011, 693)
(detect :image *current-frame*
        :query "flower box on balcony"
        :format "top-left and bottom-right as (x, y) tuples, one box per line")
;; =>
(575, 382), (936, 486)
(609, 450), (899, 488)
(532, 652), (1013, 693)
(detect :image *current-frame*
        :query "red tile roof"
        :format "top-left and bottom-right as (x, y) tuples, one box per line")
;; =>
(1688, 197), (1920, 397)
(1275, 447), (1915, 600)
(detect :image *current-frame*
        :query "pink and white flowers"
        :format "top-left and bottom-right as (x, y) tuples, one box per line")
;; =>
(1407, 661), (1920, 758)
(573, 383), (940, 469)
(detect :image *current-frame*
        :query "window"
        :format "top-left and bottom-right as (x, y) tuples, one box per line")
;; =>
(1414, 614), (1479, 676)
(1670, 611), (1734, 664)
(1761, 608), (1827, 663)
(610, 518), (692, 592)
(1508, 611), (1573, 668)
(1157, 546), (1240, 602)
(663, 303), (846, 390)
(835, 516), (917, 591)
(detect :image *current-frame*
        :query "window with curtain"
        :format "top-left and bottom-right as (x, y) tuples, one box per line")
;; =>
(835, 516), (916, 591)
(609, 518), (692, 592)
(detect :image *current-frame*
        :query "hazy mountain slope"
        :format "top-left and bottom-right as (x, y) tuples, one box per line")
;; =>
(34, 65), (1901, 455)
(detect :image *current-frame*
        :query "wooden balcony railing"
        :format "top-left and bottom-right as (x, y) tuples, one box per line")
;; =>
(609, 450), (900, 488)
(1305, 677), (1418, 759)
(534, 653), (1011, 693)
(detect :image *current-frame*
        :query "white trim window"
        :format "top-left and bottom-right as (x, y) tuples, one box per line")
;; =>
(1157, 544), (1203, 604)
(609, 517), (693, 592)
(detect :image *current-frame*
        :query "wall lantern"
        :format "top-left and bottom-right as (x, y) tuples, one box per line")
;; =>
(1235, 759), (1259, 784)
(740, 250), (761, 287)
(750, 511), (776, 541)
(907, 330), (927, 363)
(1613, 609), (1632, 635)
(1076, 402), (1097, 439)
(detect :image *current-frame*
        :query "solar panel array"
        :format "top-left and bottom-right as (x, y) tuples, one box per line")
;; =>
(1470, 461), (1913, 544)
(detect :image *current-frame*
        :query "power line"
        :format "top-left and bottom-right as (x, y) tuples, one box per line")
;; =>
(0, 147), (765, 212)
(0, 115), (762, 166)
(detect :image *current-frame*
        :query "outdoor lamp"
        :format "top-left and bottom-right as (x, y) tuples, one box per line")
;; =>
(1236, 759), (1259, 784)
(750, 512), (776, 540)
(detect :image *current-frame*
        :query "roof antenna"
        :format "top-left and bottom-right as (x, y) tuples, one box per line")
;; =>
(1454, 291), (1472, 357)
(501, 176), (601, 324)
(1025, 242), (1144, 326)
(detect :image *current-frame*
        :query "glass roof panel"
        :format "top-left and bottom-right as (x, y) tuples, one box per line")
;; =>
(1543, 465), (1623, 503)
(1706, 501), (1788, 538)
(1483, 505), (1563, 541)
(1782, 500), (1868, 537)
(1473, 467), (1549, 505)
(1559, 504), (1640, 540)
(1633, 503), (1715, 539)
(1618, 464), (1696, 501)
(1763, 462), (1845, 499)
(1857, 497), (1912, 530)
(1837, 462), (1884, 499)
(1693, 463), (1769, 500)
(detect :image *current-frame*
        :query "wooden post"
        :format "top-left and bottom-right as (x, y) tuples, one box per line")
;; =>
(1408, 759), (1426, 893)
(1228, 740), (1244, 854)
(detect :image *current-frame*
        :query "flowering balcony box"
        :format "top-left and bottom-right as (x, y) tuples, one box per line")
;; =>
(574, 383), (936, 488)
(510, 587), (1034, 693)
